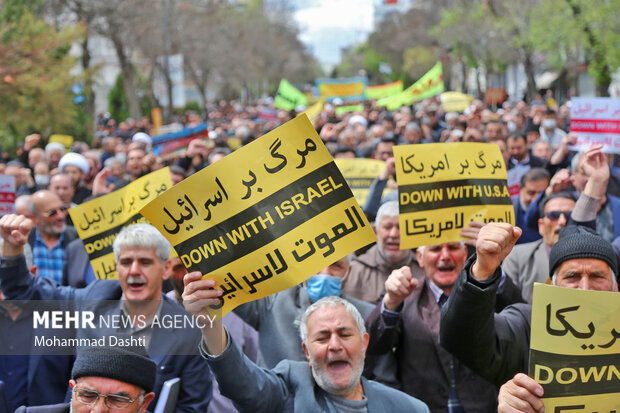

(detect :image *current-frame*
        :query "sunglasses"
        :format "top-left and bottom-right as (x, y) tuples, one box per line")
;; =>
(42, 205), (69, 218)
(545, 211), (571, 221)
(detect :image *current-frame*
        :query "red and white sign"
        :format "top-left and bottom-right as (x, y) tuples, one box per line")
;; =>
(0, 175), (16, 215)
(569, 97), (620, 153)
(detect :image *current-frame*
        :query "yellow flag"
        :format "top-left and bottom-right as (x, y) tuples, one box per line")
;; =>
(367, 80), (403, 100)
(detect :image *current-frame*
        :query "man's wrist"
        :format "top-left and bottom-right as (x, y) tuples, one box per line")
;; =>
(0, 254), (23, 267)
(471, 260), (493, 281)
(1, 244), (24, 257)
(383, 295), (402, 312)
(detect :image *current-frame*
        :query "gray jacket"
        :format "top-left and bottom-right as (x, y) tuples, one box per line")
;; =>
(204, 336), (430, 413)
(502, 238), (549, 303)
(234, 284), (398, 386)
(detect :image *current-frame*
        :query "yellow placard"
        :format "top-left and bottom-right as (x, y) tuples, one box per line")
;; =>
(140, 114), (376, 316)
(529, 283), (620, 410)
(49, 134), (73, 151)
(68, 168), (172, 279)
(440, 91), (474, 112)
(299, 98), (325, 125)
(335, 158), (389, 206)
(393, 142), (513, 248)
(227, 138), (241, 150)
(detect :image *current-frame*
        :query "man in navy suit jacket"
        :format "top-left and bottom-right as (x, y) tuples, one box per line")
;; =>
(0, 218), (212, 413)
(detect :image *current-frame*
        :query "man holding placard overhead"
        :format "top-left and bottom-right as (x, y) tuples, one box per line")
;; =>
(183, 275), (430, 413)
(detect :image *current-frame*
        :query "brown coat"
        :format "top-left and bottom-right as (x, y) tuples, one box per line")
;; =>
(365, 278), (499, 413)
(342, 245), (425, 304)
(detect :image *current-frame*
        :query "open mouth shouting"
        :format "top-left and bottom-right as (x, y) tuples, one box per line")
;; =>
(126, 275), (147, 293)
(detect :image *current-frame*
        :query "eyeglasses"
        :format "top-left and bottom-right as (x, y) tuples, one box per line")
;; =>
(73, 388), (144, 410)
(545, 211), (571, 221)
(42, 205), (69, 218)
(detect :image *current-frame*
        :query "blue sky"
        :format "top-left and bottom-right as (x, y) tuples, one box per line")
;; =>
(292, 0), (375, 69)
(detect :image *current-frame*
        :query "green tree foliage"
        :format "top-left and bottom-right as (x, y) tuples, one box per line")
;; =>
(530, 0), (620, 96)
(0, 8), (84, 152)
(108, 71), (158, 122)
(108, 74), (130, 123)
(333, 42), (412, 85)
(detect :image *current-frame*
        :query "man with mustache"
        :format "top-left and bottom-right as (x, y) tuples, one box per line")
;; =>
(182, 275), (430, 413)
(505, 145), (611, 303)
(0, 219), (212, 412)
(365, 241), (510, 412)
(440, 223), (619, 412)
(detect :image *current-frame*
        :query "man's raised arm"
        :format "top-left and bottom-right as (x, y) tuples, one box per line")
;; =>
(440, 223), (531, 386)
(182, 272), (290, 412)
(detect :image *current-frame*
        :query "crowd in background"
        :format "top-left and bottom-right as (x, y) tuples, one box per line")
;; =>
(1, 91), (619, 413)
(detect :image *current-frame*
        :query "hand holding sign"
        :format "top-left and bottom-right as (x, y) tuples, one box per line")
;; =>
(394, 142), (514, 249)
(182, 271), (226, 355)
(472, 223), (521, 281)
(498, 373), (544, 413)
(142, 115), (376, 316)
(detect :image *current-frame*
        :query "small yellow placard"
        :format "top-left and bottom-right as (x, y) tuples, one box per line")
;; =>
(49, 134), (73, 151)
(335, 158), (389, 207)
(68, 167), (172, 279)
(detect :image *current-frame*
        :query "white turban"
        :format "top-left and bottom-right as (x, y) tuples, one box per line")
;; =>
(58, 152), (90, 174)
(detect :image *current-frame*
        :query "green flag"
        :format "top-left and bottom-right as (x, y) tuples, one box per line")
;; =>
(378, 62), (444, 110)
(335, 104), (364, 116)
(274, 79), (308, 111)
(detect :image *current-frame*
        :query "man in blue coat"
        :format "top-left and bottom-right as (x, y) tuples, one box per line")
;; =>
(0, 217), (212, 413)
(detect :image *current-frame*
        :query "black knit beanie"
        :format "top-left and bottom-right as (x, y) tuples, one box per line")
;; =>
(549, 225), (618, 277)
(72, 343), (156, 392)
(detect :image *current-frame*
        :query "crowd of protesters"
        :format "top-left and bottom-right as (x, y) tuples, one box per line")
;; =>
(0, 91), (619, 413)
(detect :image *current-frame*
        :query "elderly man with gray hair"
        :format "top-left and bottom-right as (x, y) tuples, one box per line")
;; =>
(183, 270), (430, 413)
(0, 217), (213, 412)
(344, 201), (425, 304)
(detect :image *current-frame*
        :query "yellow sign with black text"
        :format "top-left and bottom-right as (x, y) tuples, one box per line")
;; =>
(68, 168), (172, 279)
(393, 142), (513, 248)
(141, 114), (376, 316)
(335, 158), (389, 207)
(530, 283), (620, 411)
